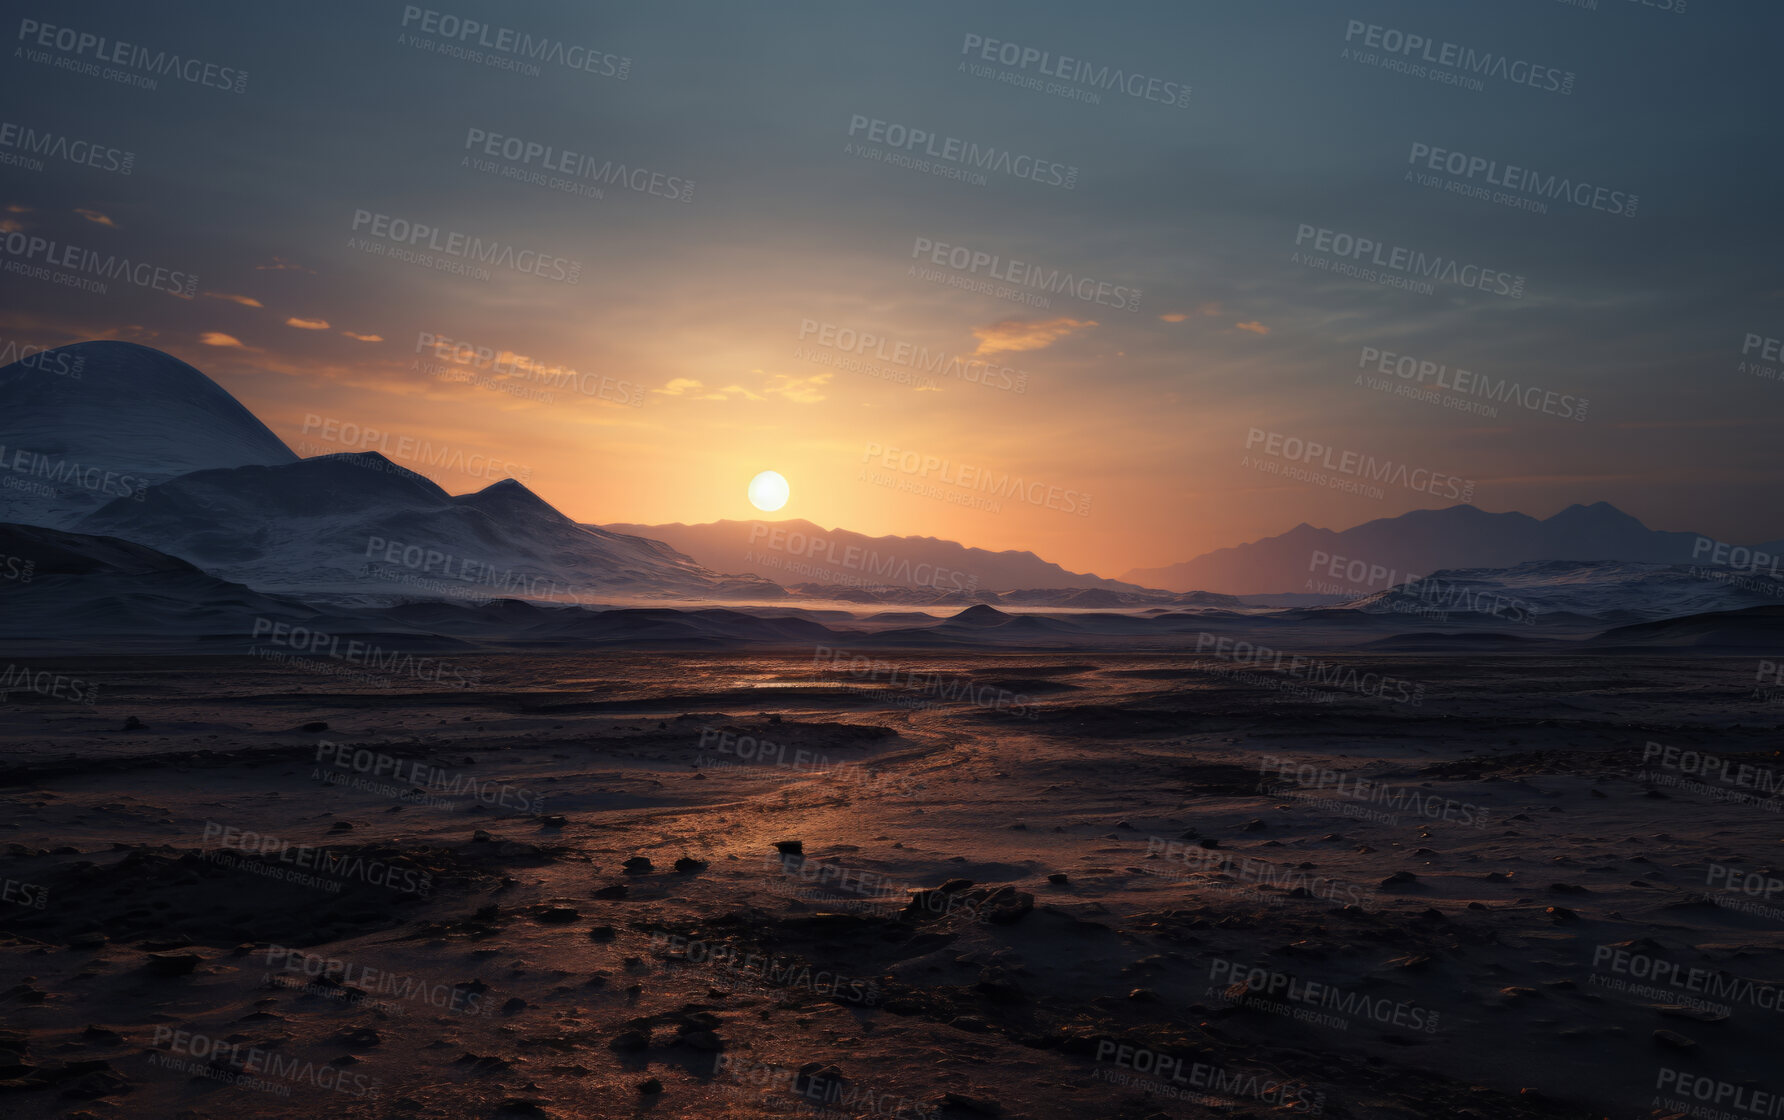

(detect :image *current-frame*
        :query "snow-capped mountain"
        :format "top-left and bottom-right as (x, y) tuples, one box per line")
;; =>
(1341, 559), (1784, 623)
(0, 341), (297, 528)
(75, 452), (781, 603)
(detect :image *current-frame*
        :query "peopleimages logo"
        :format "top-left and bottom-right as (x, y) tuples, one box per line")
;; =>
(0, 444), (152, 502)
(462, 127), (692, 202)
(15, 18), (249, 93)
(1341, 19), (1574, 95)
(1293, 224), (1524, 298)
(845, 114), (1078, 190)
(1405, 142), (1636, 217)
(862, 441), (1092, 516)
(0, 337), (83, 378)
(415, 332), (645, 407)
(0, 121), (133, 175)
(958, 33), (1190, 107)
(1654, 1068), (1784, 1119)
(1356, 346), (1587, 421)
(149, 1027), (380, 1098)
(745, 523), (979, 592)
(1092, 1041), (1324, 1115)
(909, 236), (1141, 311)
(398, 7), (629, 78)
(1244, 428), (1475, 502)
(797, 319), (1027, 393)
(249, 618), (483, 688)
(348, 210), (582, 284)
(300, 414), (531, 482)
(0, 231), (197, 297)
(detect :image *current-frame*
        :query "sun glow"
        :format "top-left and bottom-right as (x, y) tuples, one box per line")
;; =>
(748, 470), (789, 512)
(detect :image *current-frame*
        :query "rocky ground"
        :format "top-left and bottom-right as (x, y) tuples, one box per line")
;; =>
(0, 650), (1779, 1119)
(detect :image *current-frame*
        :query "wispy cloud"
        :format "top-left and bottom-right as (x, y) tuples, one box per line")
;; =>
(971, 316), (1098, 356)
(205, 291), (263, 308)
(762, 371), (831, 403)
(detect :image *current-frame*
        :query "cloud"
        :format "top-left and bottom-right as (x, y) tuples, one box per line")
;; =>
(1235, 321), (1270, 335)
(285, 317), (330, 330)
(763, 371), (831, 403)
(4, 204), (30, 214)
(256, 256), (313, 273)
(654, 378), (758, 400)
(970, 316), (1098, 356)
(1158, 312), (1188, 323)
(654, 372), (829, 402)
(74, 209), (117, 228)
(205, 291), (263, 308)
(0, 219), (23, 234)
(341, 331), (383, 342)
(200, 332), (246, 348)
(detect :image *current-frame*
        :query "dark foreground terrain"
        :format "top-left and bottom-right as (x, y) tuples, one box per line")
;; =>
(1, 651), (1779, 1119)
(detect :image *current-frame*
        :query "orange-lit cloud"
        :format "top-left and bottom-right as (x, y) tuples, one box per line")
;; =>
(1158, 312), (1188, 323)
(0, 219), (23, 234)
(762, 371), (831, 403)
(286, 317), (330, 330)
(1235, 321), (1270, 336)
(4, 204), (30, 214)
(341, 331), (383, 342)
(256, 257), (313, 273)
(205, 291), (264, 308)
(74, 209), (117, 228)
(200, 332), (246, 348)
(971, 316), (1098, 356)
(654, 378), (764, 401)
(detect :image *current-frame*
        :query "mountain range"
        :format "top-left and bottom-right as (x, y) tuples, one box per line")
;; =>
(3, 341), (776, 604)
(1121, 504), (1784, 596)
(4, 341), (1782, 634)
(600, 518), (1148, 594)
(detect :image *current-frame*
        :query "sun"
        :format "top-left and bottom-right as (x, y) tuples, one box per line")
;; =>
(748, 470), (789, 512)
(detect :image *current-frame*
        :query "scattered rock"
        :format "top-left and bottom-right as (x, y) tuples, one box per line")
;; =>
(144, 953), (200, 977)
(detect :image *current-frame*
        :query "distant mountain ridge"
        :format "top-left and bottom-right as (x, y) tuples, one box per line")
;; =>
(1124, 503), (1784, 595)
(599, 518), (1151, 594)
